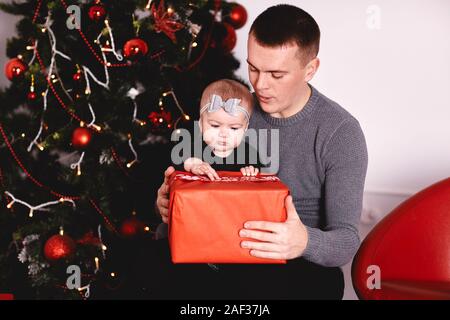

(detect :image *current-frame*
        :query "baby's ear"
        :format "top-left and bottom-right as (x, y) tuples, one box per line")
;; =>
(198, 119), (203, 133)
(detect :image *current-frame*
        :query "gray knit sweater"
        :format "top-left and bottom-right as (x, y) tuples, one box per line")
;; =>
(248, 85), (368, 267)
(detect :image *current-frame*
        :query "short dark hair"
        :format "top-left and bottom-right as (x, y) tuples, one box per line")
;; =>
(250, 4), (321, 63)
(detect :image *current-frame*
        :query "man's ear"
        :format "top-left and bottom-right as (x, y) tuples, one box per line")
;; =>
(304, 57), (320, 82)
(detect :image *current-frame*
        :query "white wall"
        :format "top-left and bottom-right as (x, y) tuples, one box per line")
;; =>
(235, 0), (450, 195)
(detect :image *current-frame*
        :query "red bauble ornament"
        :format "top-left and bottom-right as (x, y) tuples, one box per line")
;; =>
(120, 217), (146, 238)
(5, 58), (27, 81)
(123, 39), (149, 58)
(221, 23), (237, 52)
(225, 3), (248, 29)
(44, 235), (76, 262)
(73, 71), (82, 81)
(88, 4), (106, 22)
(27, 92), (37, 101)
(72, 127), (92, 149)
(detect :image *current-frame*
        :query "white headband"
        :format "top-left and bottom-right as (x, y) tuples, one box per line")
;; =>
(200, 94), (250, 122)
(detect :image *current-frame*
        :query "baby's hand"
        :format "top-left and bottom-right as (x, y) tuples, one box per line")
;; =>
(240, 165), (259, 176)
(191, 162), (220, 181)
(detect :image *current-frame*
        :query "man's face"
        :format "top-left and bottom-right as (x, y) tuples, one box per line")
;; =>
(247, 33), (314, 117)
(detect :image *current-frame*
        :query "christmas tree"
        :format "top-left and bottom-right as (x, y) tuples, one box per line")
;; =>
(0, 0), (248, 299)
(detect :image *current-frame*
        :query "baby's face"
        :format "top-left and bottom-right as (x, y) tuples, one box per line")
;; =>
(201, 108), (248, 157)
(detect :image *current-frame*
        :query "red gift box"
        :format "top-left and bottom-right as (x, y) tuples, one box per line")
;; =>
(168, 171), (289, 264)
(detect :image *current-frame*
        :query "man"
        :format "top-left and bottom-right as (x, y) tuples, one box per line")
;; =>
(154, 5), (368, 299)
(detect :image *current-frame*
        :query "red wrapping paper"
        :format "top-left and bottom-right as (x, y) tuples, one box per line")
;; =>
(168, 171), (289, 264)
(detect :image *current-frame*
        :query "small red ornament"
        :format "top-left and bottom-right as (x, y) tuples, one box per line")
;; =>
(88, 4), (106, 22)
(44, 235), (76, 262)
(148, 110), (172, 129)
(5, 58), (27, 81)
(73, 71), (82, 81)
(27, 92), (37, 101)
(72, 127), (92, 149)
(120, 217), (146, 238)
(225, 3), (248, 29)
(123, 39), (149, 58)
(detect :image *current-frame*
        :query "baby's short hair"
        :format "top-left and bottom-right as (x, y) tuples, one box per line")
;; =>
(200, 79), (254, 114)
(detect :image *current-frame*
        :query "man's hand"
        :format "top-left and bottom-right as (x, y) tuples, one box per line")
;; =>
(239, 195), (309, 260)
(156, 166), (175, 223)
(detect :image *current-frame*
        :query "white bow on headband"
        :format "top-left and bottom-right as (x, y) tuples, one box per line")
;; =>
(200, 94), (250, 122)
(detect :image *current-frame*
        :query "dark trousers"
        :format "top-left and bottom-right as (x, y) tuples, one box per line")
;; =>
(132, 239), (344, 300)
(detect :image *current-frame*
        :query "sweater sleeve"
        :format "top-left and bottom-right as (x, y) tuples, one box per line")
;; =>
(302, 118), (368, 267)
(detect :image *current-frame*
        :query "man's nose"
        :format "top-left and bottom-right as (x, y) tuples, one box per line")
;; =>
(255, 73), (269, 91)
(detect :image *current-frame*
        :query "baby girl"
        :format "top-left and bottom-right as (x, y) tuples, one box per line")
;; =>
(178, 79), (263, 180)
